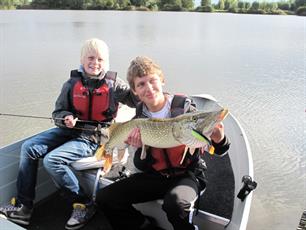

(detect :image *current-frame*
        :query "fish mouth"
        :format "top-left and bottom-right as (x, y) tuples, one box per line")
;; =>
(191, 129), (212, 145)
(218, 108), (229, 121)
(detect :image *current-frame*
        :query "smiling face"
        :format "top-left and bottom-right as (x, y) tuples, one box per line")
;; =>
(126, 56), (166, 111)
(81, 50), (105, 76)
(80, 38), (109, 77)
(133, 74), (165, 112)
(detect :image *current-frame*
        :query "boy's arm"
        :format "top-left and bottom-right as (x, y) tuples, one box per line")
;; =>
(52, 81), (74, 127)
(212, 135), (231, 156)
(113, 77), (139, 108)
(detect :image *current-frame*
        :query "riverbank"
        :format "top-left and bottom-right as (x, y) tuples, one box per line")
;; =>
(1, 0), (305, 16)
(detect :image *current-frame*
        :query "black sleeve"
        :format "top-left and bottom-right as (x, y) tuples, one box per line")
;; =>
(212, 135), (231, 156)
(52, 81), (74, 127)
(113, 77), (139, 108)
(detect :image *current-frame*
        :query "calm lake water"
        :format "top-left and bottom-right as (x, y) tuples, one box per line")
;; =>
(0, 10), (305, 230)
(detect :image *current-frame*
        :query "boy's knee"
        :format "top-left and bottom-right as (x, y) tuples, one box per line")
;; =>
(42, 154), (55, 170)
(162, 195), (190, 218)
(21, 140), (43, 159)
(162, 195), (180, 214)
(21, 139), (34, 153)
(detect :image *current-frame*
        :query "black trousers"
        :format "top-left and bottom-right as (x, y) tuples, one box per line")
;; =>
(96, 172), (199, 230)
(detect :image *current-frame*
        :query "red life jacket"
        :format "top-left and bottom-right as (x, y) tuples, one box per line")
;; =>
(71, 70), (118, 122)
(150, 145), (191, 172)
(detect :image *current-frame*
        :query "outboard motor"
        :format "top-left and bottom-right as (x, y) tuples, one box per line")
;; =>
(237, 175), (257, 201)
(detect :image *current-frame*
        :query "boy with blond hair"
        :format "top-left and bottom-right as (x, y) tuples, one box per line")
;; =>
(0, 38), (137, 230)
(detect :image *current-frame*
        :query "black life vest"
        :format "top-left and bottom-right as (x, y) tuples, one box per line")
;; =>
(136, 95), (196, 173)
(71, 70), (118, 122)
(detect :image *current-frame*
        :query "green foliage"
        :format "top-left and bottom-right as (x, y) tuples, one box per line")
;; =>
(69, 0), (86, 9)
(295, 0), (306, 8)
(201, 0), (211, 6)
(0, 0), (27, 9)
(117, 0), (131, 8)
(217, 0), (224, 10)
(160, 0), (182, 10)
(250, 1), (259, 10)
(296, 5), (306, 14)
(228, 0), (238, 11)
(181, 0), (193, 10)
(145, 0), (158, 10)
(223, 0), (230, 9)
(237, 1), (245, 9)
(196, 4), (213, 11)
(162, 3), (182, 10)
(3, 0), (302, 16)
(278, 1), (290, 10)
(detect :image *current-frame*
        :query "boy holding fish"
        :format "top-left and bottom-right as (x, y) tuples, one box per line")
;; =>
(96, 56), (230, 230)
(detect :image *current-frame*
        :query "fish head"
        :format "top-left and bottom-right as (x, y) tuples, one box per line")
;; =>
(180, 108), (229, 138)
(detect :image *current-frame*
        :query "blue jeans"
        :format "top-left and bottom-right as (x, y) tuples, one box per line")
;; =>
(17, 127), (98, 209)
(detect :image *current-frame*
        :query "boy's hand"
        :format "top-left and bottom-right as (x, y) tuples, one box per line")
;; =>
(125, 128), (142, 148)
(210, 122), (225, 143)
(64, 115), (78, 128)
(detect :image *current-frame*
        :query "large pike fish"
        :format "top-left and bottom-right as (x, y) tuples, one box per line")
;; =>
(96, 108), (228, 172)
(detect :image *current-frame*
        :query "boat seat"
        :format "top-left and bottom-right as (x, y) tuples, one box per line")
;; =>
(71, 148), (129, 170)
(70, 148), (129, 201)
(154, 189), (206, 226)
(188, 189), (206, 224)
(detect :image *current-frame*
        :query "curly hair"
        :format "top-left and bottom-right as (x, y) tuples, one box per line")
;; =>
(127, 56), (164, 90)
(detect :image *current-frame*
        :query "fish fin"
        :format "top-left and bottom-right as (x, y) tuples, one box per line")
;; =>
(208, 145), (215, 155)
(180, 146), (189, 165)
(95, 145), (105, 160)
(140, 144), (147, 160)
(189, 148), (196, 155)
(103, 154), (113, 173)
(117, 149), (127, 162)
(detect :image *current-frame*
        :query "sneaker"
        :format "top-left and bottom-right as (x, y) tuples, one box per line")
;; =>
(65, 202), (96, 230)
(0, 197), (32, 225)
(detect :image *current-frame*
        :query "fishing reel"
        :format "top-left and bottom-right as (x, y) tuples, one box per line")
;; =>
(237, 175), (257, 201)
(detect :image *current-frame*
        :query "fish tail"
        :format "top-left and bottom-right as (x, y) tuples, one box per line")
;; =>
(103, 154), (113, 173)
(95, 145), (105, 160)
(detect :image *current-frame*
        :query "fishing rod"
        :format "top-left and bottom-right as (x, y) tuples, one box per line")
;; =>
(0, 113), (55, 121)
(0, 113), (111, 125)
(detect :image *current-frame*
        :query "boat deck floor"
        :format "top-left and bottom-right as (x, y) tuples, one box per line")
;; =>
(28, 192), (111, 230)
(200, 153), (234, 219)
(24, 153), (234, 230)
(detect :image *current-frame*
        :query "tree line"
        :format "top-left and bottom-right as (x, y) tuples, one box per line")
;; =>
(1, 0), (305, 15)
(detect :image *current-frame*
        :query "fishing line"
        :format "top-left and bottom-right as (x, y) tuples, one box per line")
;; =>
(0, 112), (110, 124)
(0, 112), (112, 132)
